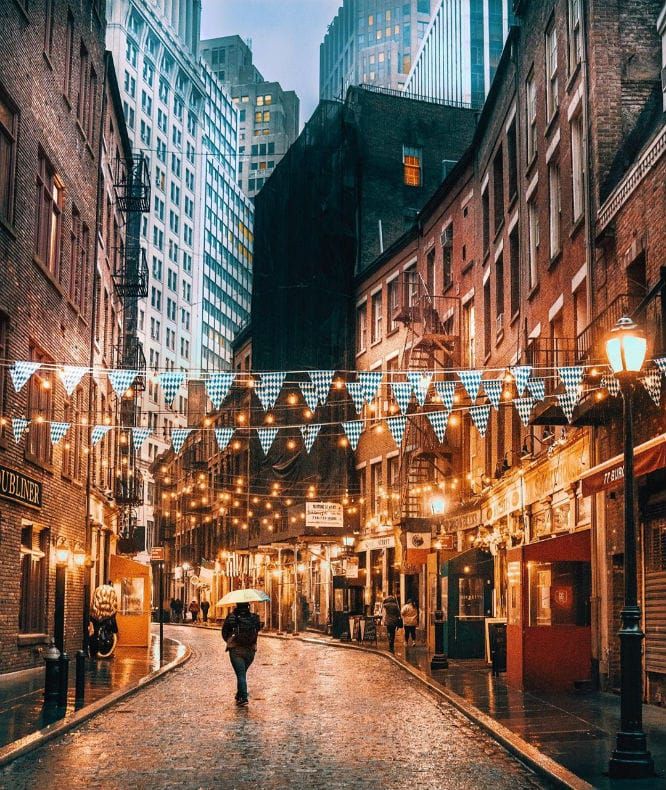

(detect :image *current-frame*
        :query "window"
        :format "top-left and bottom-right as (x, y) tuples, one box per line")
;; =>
(388, 278), (399, 332)
(0, 89), (18, 224)
(167, 268), (177, 291)
(141, 90), (152, 116)
(528, 197), (539, 290)
(426, 248), (435, 294)
(143, 59), (155, 87)
(182, 281), (191, 302)
(568, 0), (582, 74)
(370, 461), (382, 516)
(64, 12), (74, 99)
(495, 252), (504, 331)
(263, 110), (270, 123)
(140, 120), (151, 146)
(26, 349), (53, 465)
(166, 297), (176, 321)
(526, 72), (537, 162)
(159, 78), (169, 103)
(493, 146), (504, 233)
(528, 561), (591, 626)
(174, 96), (183, 120)
(371, 291), (383, 343)
(151, 286), (162, 310)
(19, 524), (49, 634)
(35, 150), (62, 277)
(77, 42), (89, 129)
(403, 145), (422, 187)
(509, 224), (520, 318)
(481, 185), (490, 256)
(483, 278), (492, 358)
(68, 208), (89, 313)
(154, 195), (164, 221)
(152, 256), (162, 279)
(545, 21), (559, 121)
(507, 118), (518, 201)
(181, 308), (190, 330)
(441, 225), (453, 289)
(548, 161), (561, 257)
(570, 114), (584, 221)
(463, 300), (475, 368)
(44, 0), (55, 57)
(169, 210), (179, 234)
(172, 125), (181, 148)
(356, 302), (367, 353)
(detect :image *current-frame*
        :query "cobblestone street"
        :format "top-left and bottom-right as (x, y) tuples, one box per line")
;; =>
(0, 627), (548, 789)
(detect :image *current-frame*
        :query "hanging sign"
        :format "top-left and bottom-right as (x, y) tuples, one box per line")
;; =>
(305, 501), (343, 528)
(0, 464), (42, 508)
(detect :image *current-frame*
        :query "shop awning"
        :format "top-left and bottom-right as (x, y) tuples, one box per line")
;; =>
(579, 433), (666, 497)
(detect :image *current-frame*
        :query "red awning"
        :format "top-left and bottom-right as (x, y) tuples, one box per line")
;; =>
(579, 433), (666, 497)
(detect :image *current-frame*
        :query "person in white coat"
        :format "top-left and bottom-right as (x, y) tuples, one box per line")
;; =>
(401, 599), (419, 647)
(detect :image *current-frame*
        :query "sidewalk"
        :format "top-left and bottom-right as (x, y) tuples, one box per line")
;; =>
(0, 633), (186, 759)
(270, 629), (666, 789)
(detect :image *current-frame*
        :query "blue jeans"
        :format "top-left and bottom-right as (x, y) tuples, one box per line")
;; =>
(229, 647), (255, 700)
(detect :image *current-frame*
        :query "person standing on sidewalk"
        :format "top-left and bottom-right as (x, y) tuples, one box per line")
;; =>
(382, 595), (401, 653)
(188, 599), (200, 623)
(201, 599), (210, 623)
(401, 599), (419, 647)
(222, 603), (262, 706)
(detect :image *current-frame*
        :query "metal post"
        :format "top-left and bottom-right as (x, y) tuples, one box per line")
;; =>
(293, 543), (299, 635)
(431, 547), (448, 670)
(609, 379), (653, 778)
(75, 650), (86, 705)
(57, 652), (70, 707)
(159, 560), (164, 664)
(54, 564), (66, 653)
(277, 548), (283, 634)
(44, 639), (61, 703)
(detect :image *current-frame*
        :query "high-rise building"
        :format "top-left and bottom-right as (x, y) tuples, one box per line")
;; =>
(106, 2), (251, 547)
(319, 0), (436, 101)
(201, 36), (299, 200)
(404, 0), (514, 107)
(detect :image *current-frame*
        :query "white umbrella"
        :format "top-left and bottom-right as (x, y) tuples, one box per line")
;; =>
(216, 588), (270, 606)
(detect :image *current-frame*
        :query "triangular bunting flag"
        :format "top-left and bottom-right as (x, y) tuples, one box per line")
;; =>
(434, 381), (456, 411)
(256, 427), (279, 455)
(359, 371), (383, 403)
(206, 371), (235, 409)
(526, 378), (546, 402)
(9, 361), (41, 393)
(346, 382), (366, 414)
(510, 366), (532, 396)
(50, 421), (70, 446)
(641, 369), (662, 407)
(469, 404), (491, 437)
(601, 374), (620, 397)
(171, 428), (192, 454)
(391, 382), (413, 414)
(558, 366), (584, 395)
(60, 366), (87, 396)
(299, 382), (319, 413)
(214, 427), (234, 451)
(108, 369), (138, 398)
(300, 423), (321, 453)
(514, 397), (535, 427)
(557, 391), (578, 423)
(427, 410), (449, 443)
(407, 371), (432, 407)
(131, 427), (151, 451)
(654, 357), (666, 377)
(387, 415), (407, 447)
(309, 370), (335, 405)
(458, 370), (482, 402)
(342, 420), (363, 451)
(255, 372), (286, 411)
(483, 379), (503, 410)
(12, 418), (28, 443)
(91, 425), (111, 446)
(158, 371), (186, 407)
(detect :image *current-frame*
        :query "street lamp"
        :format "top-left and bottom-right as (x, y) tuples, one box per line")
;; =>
(53, 537), (70, 653)
(430, 496), (448, 671)
(606, 315), (653, 779)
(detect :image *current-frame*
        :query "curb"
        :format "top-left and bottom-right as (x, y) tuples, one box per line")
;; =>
(0, 638), (191, 770)
(260, 632), (593, 790)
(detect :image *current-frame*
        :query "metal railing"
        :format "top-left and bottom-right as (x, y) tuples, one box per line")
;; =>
(577, 294), (642, 362)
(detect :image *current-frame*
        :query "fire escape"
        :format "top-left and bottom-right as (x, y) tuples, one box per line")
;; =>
(112, 154), (150, 551)
(393, 261), (461, 526)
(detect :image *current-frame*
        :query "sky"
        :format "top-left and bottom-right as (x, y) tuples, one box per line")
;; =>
(201, 0), (343, 126)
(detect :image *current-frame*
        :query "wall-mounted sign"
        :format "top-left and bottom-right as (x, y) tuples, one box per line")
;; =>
(0, 465), (42, 508)
(150, 546), (165, 562)
(305, 501), (343, 528)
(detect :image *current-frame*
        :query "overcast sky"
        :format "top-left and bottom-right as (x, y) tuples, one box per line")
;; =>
(201, 0), (342, 127)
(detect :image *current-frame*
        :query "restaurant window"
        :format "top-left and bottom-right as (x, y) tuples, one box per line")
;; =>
(371, 291), (382, 343)
(458, 576), (485, 617)
(19, 524), (49, 634)
(35, 149), (63, 277)
(528, 561), (591, 626)
(356, 302), (367, 354)
(0, 86), (18, 225)
(403, 145), (422, 187)
(26, 348), (54, 465)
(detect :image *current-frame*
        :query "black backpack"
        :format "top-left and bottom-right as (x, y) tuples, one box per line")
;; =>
(233, 611), (258, 647)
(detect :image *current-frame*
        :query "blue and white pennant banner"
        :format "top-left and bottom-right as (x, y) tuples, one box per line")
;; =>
(346, 382), (366, 414)
(299, 382), (319, 413)
(483, 379), (503, 410)
(91, 425), (111, 446)
(359, 371), (383, 403)
(342, 420), (363, 450)
(131, 427), (152, 451)
(9, 362), (41, 393)
(558, 366), (584, 396)
(60, 366), (87, 396)
(458, 370), (482, 402)
(514, 397), (535, 427)
(641, 369), (662, 407)
(526, 378), (546, 402)
(434, 381), (456, 411)
(256, 427), (279, 455)
(206, 372), (235, 409)
(12, 418), (28, 443)
(407, 372), (431, 407)
(256, 372), (286, 411)
(511, 366), (532, 397)
(50, 422), (70, 446)
(469, 404), (491, 437)
(391, 382), (413, 415)
(159, 372), (186, 407)
(171, 428), (192, 454)
(300, 423), (320, 453)
(427, 410), (449, 443)
(215, 427), (234, 452)
(108, 369), (137, 398)
(309, 370), (335, 405)
(387, 415), (407, 447)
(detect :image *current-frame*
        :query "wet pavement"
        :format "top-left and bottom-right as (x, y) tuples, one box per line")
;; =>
(0, 626), (549, 789)
(0, 635), (183, 751)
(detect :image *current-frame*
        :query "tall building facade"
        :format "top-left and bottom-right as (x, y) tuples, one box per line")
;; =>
(404, 0), (513, 106)
(201, 36), (299, 200)
(319, 0), (436, 101)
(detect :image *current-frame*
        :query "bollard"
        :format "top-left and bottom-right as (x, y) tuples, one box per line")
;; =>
(57, 652), (70, 707)
(44, 639), (61, 703)
(75, 650), (86, 704)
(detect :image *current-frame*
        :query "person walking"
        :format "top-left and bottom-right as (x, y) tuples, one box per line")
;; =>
(188, 599), (200, 623)
(173, 597), (184, 623)
(222, 603), (262, 706)
(382, 594), (401, 653)
(201, 599), (210, 623)
(401, 599), (419, 647)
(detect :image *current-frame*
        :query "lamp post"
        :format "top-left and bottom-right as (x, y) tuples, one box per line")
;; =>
(606, 316), (654, 779)
(429, 495), (448, 670)
(54, 537), (70, 653)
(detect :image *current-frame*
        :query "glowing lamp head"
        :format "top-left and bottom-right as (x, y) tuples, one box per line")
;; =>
(72, 542), (86, 567)
(429, 495), (446, 515)
(55, 537), (70, 566)
(606, 316), (647, 378)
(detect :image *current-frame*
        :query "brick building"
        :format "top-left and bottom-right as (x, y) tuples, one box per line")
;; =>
(0, 0), (111, 673)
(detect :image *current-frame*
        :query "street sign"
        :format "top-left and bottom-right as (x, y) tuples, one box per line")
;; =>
(305, 501), (343, 528)
(150, 546), (165, 562)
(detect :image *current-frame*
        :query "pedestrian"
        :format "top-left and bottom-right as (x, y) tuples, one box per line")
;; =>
(173, 597), (184, 623)
(201, 599), (210, 623)
(401, 599), (419, 647)
(169, 598), (178, 622)
(221, 603), (262, 706)
(382, 594), (401, 653)
(188, 599), (200, 623)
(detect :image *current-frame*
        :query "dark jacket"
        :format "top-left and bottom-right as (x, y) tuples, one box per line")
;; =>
(222, 609), (262, 650)
(382, 596), (401, 627)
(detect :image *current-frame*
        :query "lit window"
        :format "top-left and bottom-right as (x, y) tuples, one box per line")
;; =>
(402, 145), (422, 187)
(371, 290), (383, 343)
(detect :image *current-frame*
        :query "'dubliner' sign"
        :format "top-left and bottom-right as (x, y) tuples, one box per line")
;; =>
(0, 464), (42, 508)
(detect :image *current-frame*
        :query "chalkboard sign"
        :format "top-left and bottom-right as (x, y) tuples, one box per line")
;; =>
(362, 616), (378, 644)
(488, 621), (507, 676)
